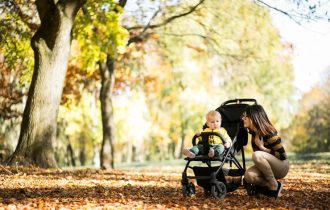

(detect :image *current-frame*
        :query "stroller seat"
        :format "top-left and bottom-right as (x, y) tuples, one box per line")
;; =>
(181, 98), (257, 199)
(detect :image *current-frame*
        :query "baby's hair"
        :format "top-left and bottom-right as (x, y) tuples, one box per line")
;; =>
(206, 110), (221, 120)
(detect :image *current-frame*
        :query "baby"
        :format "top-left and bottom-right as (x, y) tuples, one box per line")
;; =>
(182, 110), (232, 158)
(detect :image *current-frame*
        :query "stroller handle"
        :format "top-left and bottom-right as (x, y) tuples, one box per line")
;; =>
(221, 98), (257, 106)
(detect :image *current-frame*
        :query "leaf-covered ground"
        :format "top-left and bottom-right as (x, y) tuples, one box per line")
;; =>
(0, 159), (329, 209)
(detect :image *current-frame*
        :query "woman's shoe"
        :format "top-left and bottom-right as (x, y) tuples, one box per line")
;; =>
(246, 183), (258, 196)
(255, 185), (269, 196)
(268, 181), (283, 199)
(276, 181), (283, 198)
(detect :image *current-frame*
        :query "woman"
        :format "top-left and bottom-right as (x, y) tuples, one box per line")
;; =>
(242, 104), (289, 198)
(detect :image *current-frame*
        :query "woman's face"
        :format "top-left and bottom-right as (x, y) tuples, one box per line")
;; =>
(241, 112), (252, 129)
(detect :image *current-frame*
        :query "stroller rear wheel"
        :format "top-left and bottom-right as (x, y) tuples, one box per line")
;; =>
(211, 181), (226, 199)
(182, 182), (196, 197)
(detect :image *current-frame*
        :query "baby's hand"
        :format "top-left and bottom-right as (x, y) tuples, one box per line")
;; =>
(195, 132), (201, 136)
(224, 142), (231, 148)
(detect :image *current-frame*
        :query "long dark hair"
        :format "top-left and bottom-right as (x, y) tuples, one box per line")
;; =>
(245, 104), (277, 136)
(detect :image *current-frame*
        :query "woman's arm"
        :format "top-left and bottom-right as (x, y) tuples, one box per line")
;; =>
(263, 135), (288, 160)
(254, 134), (271, 153)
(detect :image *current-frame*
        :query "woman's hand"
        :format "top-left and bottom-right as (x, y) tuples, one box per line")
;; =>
(254, 134), (263, 148)
(254, 134), (270, 153)
(195, 132), (201, 136)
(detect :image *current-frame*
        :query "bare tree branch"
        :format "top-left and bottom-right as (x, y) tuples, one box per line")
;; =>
(254, 0), (303, 25)
(126, 0), (205, 45)
(255, 0), (330, 24)
(142, 7), (161, 34)
(126, 0), (205, 31)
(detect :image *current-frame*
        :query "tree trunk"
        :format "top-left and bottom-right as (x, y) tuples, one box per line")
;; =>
(179, 120), (187, 159)
(179, 133), (185, 159)
(99, 55), (115, 169)
(7, 0), (85, 168)
(66, 143), (76, 167)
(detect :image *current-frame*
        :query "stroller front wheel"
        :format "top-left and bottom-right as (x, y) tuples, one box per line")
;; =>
(182, 182), (196, 197)
(211, 182), (226, 199)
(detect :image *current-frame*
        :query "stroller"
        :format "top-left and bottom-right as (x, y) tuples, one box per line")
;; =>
(181, 98), (257, 198)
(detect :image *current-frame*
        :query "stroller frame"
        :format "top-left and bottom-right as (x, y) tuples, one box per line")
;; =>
(181, 98), (257, 198)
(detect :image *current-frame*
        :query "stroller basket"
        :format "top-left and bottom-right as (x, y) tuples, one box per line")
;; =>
(192, 166), (244, 192)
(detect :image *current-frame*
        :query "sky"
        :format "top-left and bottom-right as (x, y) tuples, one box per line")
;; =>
(271, 12), (330, 94)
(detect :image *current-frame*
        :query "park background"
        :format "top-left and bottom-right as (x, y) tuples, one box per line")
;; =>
(0, 0), (329, 209)
(1, 0), (329, 168)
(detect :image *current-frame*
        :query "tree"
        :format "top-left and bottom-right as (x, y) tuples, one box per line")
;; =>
(72, 0), (128, 169)
(287, 72), (330, 153)
(7, 0), (86, 168)
(99, 56), (116, 169)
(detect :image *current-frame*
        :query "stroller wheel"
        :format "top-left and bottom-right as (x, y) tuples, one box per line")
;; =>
(182, 182), (196, 197)
(182, 184), (188, 197)
(189, 182), (196, 195)
(211, 182), (226, 199)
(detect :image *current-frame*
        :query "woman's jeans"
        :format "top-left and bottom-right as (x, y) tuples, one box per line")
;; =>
(189, 144), (225, 156)
(244, 151), (289, 188)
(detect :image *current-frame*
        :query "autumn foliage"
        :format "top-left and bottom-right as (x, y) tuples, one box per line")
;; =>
(0, 159), (329, 209)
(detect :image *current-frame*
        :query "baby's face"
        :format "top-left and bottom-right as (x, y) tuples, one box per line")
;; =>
(206, 115), (221, 130)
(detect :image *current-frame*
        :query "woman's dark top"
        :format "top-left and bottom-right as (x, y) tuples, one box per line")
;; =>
(251, 132), (288, 160)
